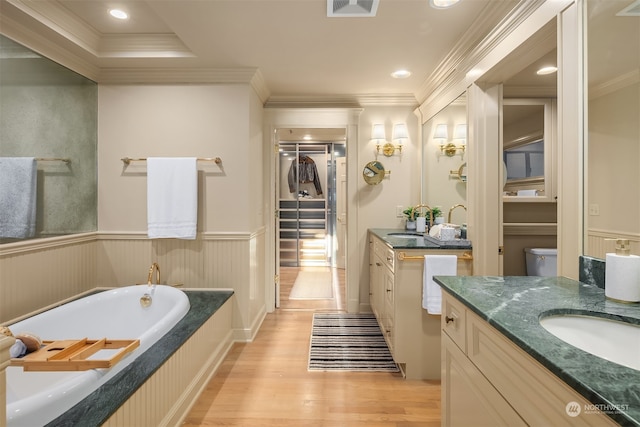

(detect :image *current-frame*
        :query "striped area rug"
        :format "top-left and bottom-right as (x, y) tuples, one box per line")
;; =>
(308, 312), (399, 372)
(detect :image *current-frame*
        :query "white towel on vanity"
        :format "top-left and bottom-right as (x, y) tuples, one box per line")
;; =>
(422, 254), (457, 315)
(0, 157), (37, 238)
(147, 157), (198, 239)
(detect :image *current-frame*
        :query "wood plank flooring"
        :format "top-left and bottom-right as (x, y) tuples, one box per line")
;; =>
(182, 267), (441, 427)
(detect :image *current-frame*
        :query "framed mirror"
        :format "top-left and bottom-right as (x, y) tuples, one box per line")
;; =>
(584, 0), (640, 259)
(502, 98), (556, 202)
(422, 93), (467, 217)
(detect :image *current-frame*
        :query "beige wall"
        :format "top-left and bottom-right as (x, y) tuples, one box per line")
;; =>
(357, 105), (421, 307)
(98, 84), (260, 233)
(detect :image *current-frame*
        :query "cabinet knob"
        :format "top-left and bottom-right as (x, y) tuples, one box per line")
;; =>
(376, 262), (382, 266)
(445, 316), (455, 324)
(386, 288), (392, 292)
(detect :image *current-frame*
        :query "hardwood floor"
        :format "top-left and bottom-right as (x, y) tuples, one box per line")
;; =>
(182, 267), (441, 427)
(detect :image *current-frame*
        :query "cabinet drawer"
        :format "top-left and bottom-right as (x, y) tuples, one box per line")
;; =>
(442, 292), (466, 352)
(373, 239), (395, 273)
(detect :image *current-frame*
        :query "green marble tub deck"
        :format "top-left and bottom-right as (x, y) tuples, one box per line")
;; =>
(436, 275), (640, 426)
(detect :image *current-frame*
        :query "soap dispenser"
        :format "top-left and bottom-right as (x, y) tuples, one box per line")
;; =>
(605, 239), (640, 302)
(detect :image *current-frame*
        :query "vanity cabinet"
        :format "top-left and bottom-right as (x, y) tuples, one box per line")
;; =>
(441, 291), (618, 427)
(369, 232), (472, 380)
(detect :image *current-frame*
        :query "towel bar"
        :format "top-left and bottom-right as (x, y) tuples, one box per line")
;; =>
(397, 251), (473, 262)
(35, 157), (71, 164)
(121, 157), (222, 165)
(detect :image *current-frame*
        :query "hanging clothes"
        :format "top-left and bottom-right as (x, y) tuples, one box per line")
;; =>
(288, 155), (323, 196)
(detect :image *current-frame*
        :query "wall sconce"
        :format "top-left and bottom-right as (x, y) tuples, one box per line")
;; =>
(372, 123), (405, 156)
(436, 123), (466, 157)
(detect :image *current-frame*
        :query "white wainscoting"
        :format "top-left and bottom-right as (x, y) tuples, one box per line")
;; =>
(0, 233), (98, 324)
(97, 230), (266, 341)
(587, 229), (640, 259)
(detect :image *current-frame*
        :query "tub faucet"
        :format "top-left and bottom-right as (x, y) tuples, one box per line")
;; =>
(141, 263), (160, 308)
(447, 204), (467, 224)
(413, 204), (434, 229)
(147, 262), (161, 285)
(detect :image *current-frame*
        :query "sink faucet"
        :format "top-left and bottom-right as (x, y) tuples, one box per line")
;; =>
(147, 262), (161, 285)
(413, 204), (434, 229)
(448, 204), (467, 224)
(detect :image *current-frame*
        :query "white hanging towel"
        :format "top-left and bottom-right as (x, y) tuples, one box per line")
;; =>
(0, 157), (37, 238)
(422, 254), (457, 315)
(147, 157), (198, 239)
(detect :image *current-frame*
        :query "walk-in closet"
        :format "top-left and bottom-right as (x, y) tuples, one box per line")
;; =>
(278, 141), (345, 267)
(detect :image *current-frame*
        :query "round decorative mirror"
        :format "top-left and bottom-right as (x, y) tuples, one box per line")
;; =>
(449, 162), (467, 182)
(362, 160), (387, 185)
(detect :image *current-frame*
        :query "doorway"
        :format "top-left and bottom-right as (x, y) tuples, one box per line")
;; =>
(275, 128), (346, 310)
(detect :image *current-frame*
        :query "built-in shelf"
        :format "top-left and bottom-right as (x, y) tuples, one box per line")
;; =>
(279, 198), (327, 267)
(503, 222), (557, 236)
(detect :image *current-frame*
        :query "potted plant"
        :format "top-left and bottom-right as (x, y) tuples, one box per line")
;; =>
(402, 207), (420, 230)
(431, 206), (444, 225)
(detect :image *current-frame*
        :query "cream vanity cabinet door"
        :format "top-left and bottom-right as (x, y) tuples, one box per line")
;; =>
(441, 294), (525, 426)
(369, 235), (394, 352)
(442, 334), (527, 427)
(442, 291), (619, 427)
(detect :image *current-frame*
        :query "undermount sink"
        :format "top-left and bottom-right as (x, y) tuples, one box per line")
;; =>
(540, 313), (640, 371)
(387, 232), (424, 239)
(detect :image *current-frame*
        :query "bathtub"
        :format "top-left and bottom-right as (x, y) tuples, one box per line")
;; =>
(6, 285), (190, 427)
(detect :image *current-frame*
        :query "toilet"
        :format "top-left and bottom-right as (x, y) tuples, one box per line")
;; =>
(524, 248), (558, 276)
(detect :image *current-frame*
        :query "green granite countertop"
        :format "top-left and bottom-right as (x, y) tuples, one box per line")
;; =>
(435, 275), (640, 426)
(369, 228), (472, 250)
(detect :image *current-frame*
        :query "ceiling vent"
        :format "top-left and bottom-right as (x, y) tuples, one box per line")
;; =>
(327, 0), (379, 17)
(617, 0), (640, 16)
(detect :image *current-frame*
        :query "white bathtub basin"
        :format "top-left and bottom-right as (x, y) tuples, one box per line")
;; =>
(540, 314), (640, 371)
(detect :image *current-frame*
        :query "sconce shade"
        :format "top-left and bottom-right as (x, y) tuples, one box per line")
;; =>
(454, 124), (467, 140)
(371, 124), (386, 141)
(392, 123), (409, 143)
(434, 124), (448, 139)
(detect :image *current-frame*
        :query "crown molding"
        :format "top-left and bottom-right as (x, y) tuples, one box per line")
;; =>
(98, 34), (194, 58)
(265, 93), (417, 108)
(98, 67), (258, 83)
(97, 66), (271, 103)
(0, 3), (101, 81)
(7, 0), (101, 55)
(415, 0), (537, 104)
(589, 69), (640, 100)
(415, 0), (572, 123)
(6, 0), (194, 59)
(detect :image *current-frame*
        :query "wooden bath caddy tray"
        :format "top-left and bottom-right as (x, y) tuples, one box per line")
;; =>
(10, 338), (140, 371)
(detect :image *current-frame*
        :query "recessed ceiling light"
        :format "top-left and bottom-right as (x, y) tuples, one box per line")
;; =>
(430, 0), (461, 9)
(391, 69), (411, 79)
(537, 66), (558, 75)
(109, 9), (128, 20)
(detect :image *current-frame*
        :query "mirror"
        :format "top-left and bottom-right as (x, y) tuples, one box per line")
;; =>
(362, 161), (387, 185)
(502, 98), (555, 201)
(422, 93), (467, 222)
(584, 0), (640, 258)
(0, 35), (97, 244)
